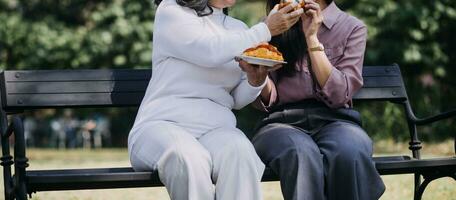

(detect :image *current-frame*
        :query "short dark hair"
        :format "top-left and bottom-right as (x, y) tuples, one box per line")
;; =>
(155, 0), (228, 17)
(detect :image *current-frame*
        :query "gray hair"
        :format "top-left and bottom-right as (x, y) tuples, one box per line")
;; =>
(155, 0), (214, 16)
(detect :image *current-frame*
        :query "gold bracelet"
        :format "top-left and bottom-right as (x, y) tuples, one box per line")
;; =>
(308, 43), (324, 52)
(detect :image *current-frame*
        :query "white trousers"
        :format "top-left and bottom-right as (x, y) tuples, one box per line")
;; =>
(128, 121), (265, 200)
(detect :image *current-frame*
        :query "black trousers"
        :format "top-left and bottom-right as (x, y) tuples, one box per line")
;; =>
(252, 102), (385, 200)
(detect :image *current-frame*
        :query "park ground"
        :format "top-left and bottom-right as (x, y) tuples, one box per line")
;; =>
(1, 139), (455, 200)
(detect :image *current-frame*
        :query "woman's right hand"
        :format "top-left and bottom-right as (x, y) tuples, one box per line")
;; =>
(265, 3), (303, 36)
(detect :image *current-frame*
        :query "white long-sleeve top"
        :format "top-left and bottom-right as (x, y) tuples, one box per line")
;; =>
(130, 0), (271, 137)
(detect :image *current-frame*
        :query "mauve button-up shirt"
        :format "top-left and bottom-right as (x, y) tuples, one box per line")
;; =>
(255, 2), (367, 111)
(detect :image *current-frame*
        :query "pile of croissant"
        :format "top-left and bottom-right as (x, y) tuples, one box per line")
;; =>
(242, 44), (284, 61)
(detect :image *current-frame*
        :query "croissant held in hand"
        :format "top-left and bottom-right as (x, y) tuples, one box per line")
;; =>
(278, 0), (305, 11)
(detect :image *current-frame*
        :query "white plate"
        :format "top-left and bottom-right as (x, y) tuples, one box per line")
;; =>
(236, 55), (287, 67)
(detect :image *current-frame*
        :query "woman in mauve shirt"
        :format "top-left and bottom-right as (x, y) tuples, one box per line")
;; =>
(240, 0), (386, 199)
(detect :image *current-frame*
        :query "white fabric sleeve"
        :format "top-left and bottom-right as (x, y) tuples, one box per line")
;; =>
(231, 74), (268, 110)
(154, 3), (271, 68)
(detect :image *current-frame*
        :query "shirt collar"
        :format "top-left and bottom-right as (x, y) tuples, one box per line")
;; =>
(321, 1), (342, 30)
(210, 6), (224, 15)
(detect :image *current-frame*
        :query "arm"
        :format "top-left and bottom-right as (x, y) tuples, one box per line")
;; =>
(302, 2), (366, 108)
(308, 25), (367, 108)
(231, 60), (269, 110)
(231, 74), (268, 110)
(154, 4), (271, 68)
(252, 77), (278, 112)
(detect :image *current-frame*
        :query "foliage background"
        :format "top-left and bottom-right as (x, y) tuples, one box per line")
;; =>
(1, 0), (455, 145)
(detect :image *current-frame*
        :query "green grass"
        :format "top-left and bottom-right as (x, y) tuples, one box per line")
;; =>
(1, 140), (455, 200)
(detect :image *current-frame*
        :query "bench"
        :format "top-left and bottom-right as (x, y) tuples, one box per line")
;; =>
(1, 64), (455, 200)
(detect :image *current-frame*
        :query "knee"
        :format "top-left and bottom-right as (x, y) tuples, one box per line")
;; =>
(253, 124), (294, 155)
(253, 124), (320, 163)
(219, 133), (258, 161)
(167, 143), (212, 167)
(332, 126), (373, 163)
(132, 141), (212, 173)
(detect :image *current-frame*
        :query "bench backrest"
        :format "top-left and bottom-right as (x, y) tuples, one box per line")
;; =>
(0, 65), (408, 112)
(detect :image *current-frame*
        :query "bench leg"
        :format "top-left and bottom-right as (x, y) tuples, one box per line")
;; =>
(413, 174), (429, 200)
(414, 171), (456, 200)
(413, 173), (421, 200)
(12, 116), (29, 200)
(1, 112), (15, 200)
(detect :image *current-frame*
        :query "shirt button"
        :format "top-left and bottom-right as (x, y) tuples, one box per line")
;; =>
(328, 101), (333, 104)
(324, 96), (328, 100)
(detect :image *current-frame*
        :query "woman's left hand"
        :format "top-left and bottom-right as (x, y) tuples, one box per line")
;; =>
(301, 0), (324, 39)
(236, 59), (282, 87)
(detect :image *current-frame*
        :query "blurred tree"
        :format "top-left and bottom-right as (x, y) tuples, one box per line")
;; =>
(0, 0), (154, 69)
(336, 0), (456, 141)
(0, 0), (155, 146)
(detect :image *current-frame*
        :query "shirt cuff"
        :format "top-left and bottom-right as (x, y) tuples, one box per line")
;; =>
(246, 77), (268, 91)
(315, 68), (348, 107)
(263, 78), (277, 105)
(252, 78), (277, 112)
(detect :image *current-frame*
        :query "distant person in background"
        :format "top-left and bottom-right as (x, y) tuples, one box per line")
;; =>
(81, 119), (97, 148)
(50, 109), (80, 148)
(50, 118), (66, 148)
(33, 111), (52, 147)
(81, 114), (110, 148)
(62, 109), (80, 148)
(93, 114), (111, 147)
(23, 115), (37, 147)
(243, 0), (386, 199)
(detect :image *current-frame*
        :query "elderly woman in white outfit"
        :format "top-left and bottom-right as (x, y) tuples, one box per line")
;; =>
(128, 0), (303, 199)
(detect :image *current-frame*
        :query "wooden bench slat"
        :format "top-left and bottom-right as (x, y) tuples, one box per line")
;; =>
(1, 66), (407, 110)
(6, 80), (149, 94)
(6, 93), (146, 108)
(361, 65), (401, 77)
(376, 157), (456, 175)
(4, 69), (151, 82)
(353, 87), (406, 100)
(25, 156), (456, 192)
(363, 76), (403, 88)
(4, 76), (403, 95)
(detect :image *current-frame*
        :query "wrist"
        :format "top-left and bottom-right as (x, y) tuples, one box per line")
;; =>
(248, 76), (267, 87)
(266, 24), (278, 37)
(260, 78), (272, 102)
(306, 35), (319, 48)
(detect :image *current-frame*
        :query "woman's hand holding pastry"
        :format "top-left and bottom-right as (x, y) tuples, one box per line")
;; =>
(301, 0), (323, 43)
(236, 59), (282, 87)
(237, 59), (268, 87)
(265, 3), (304, 36)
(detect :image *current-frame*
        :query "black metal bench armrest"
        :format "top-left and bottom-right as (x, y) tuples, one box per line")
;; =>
(403, 102), (456, 155)
(403, 100), (456, 125)
(413, 109), (456, 126)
